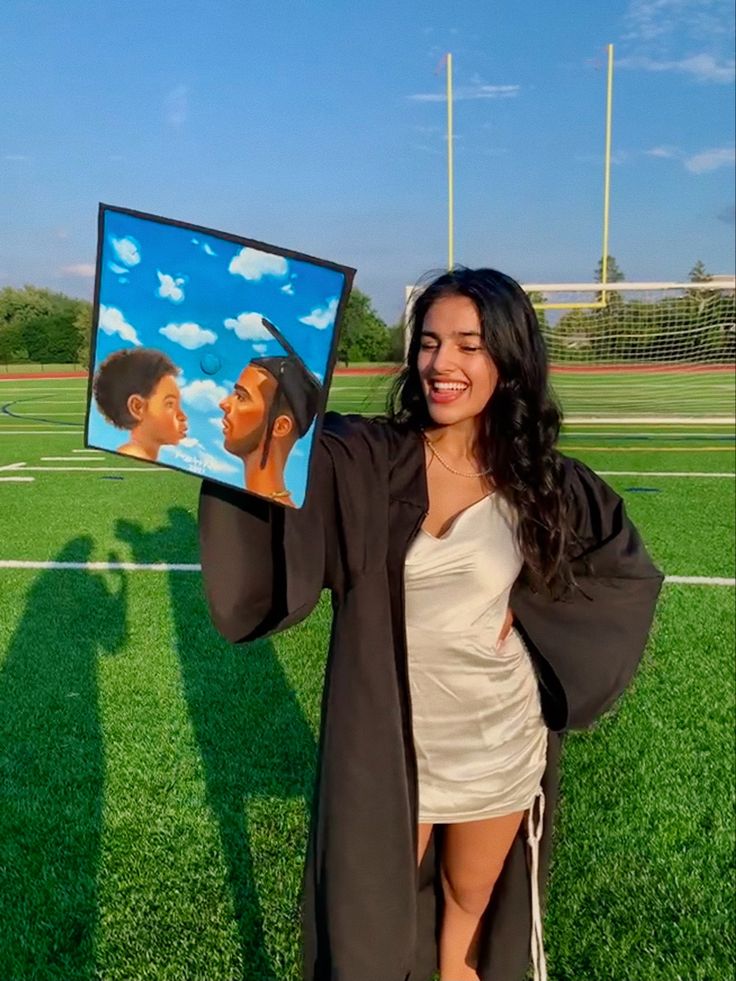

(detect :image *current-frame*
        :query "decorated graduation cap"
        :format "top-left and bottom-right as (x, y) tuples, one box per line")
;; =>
(252, 316), (323, 467)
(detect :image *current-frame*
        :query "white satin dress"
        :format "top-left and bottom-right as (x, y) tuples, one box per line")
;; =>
(405, 492), (549, 981)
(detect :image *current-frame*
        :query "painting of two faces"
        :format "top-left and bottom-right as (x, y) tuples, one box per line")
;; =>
(86, 206), (354, 508)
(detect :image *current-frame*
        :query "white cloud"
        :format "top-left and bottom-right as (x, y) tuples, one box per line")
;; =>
(61, 263), (95, 278)
(409, 83), (520, 102)
(684, 147), (736, 173)
(191, 237), (199, 245)
(160, 439), (238, 476)
(118, 277), (129, 284)
(281, 282), (295, 295)
(202, 242), (217, 256)
(164, 84), (188, 128)
(228, 248), (288, 280)
(624, 0), (734, 43)
(108, 262), (128, 274)
(252, 343), (268, 354)
(618, 53), (735, 83)
(110, 236), (141, 267)
(98, 305), (141, 346)
(223, 312), (273, 340)
(299, 297), (339, 330)
(156, 270), (186, 303)
(159, 321), (217, 350)
(645, 145), (680, 158)
(180, 379), (228, 411)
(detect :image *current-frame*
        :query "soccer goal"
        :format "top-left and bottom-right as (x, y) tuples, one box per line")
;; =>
(403, 279), (736, 423)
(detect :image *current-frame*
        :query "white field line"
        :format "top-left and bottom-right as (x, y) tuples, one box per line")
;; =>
(0, 561), (732, 586)
(562, 431), (735, 437)
(0, 466), (170, 473)
(42, 456), (104, 461)
(566, 416), (735, 424)
(0, 431), (83, 435)
(10, 411), (84, 416)
(599, 470), (735, 478)
(0, 561), (200, 571)
(13, 400), (85, 405)
(0, 477), (35, 483)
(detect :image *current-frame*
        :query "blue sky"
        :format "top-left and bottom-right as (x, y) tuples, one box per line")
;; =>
(2, 0), (734, 324)
(87, 208), (344, 505)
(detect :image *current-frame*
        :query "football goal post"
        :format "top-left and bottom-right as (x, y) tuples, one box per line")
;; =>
(403, 278), (735, 423)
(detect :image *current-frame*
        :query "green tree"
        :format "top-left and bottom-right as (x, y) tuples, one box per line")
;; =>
(688, 259), (711, 282)
(337, 288), (391, 363)
(387, 322), (406, 363)
(552, 309), (597, 363)
(73, 302), (94, 367)
(0, 286), (90, 365)
(526, 290), (550, 330)
(594, 255), (625, 283)
(594, 254), (625, 309)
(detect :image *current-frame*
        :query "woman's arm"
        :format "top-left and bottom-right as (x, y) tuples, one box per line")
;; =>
(198, 436), (335, 644)
(511, 457), (664, 732)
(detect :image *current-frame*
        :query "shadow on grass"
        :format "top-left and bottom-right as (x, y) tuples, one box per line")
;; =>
(0, 537), (127, 981)
(117, 508), (317, 981)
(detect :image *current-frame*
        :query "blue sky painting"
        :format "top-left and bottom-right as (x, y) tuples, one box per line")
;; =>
(86, 206), (351, 507)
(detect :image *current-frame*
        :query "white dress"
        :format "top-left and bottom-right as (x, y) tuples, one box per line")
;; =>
(405, 492), (549, 980)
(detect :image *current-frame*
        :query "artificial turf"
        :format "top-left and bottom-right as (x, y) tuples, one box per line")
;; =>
(1, 375), (734, 980)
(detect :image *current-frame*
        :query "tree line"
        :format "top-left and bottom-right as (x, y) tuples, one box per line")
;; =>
(2, 262), (733, 368)
(0, 286), (93, 366)
(0, 285), (400, 367)
(545, 259), (735, 363)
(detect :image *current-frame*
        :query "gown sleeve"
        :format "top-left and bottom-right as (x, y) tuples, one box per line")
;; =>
(198, 428), (338, 644)
(510, 456), (665, 733)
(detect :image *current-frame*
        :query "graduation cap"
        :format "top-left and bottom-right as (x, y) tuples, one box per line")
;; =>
(251, 316), (323, 467)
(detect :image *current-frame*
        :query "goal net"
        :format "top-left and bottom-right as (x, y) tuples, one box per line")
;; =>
(404, 279), (735, 423)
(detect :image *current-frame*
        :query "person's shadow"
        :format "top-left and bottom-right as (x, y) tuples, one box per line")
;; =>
(117, 507), (318, 980)
(0, 537), (127, 981)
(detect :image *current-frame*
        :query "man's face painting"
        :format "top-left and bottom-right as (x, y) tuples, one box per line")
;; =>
(129, 374), (188, 445)
(219, 365), (275, 457)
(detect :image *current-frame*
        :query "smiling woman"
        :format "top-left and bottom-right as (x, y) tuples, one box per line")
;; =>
(418, 294), (499, 420)
(199, 267), (663, 981)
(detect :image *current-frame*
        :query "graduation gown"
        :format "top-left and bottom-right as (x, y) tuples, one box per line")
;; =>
(198, 412), (664, 981)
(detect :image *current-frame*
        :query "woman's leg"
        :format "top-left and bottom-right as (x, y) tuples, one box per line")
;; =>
(417, 822), (434, 867)
(438, 810), (524, 981)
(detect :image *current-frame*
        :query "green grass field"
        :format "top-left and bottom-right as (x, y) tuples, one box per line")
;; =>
(1, 372), (734, 981)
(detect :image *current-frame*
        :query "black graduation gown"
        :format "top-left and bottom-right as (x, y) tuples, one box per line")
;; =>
(198, 412), (664, 981)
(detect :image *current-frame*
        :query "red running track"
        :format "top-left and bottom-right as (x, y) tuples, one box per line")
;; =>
(0, 363), (733, 381)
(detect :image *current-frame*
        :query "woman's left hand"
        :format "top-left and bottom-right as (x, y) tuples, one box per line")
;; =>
(498, 607), (514, 644)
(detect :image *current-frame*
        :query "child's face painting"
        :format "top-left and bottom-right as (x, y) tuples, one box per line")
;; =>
(130, 374), (188, 445)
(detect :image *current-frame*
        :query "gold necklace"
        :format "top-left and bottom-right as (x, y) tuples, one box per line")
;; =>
(269, 489), (292, 500)
(422, 433), (493, 478)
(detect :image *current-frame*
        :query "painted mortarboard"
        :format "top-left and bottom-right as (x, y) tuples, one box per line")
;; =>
(252, 316), (323, 467)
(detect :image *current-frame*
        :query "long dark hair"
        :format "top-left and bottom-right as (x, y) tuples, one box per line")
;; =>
(388, 267), (579, 597)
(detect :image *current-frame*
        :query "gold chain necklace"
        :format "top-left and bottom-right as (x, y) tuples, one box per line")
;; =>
(422, 433), (493, 478)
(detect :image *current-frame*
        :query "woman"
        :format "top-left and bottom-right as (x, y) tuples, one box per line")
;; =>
(198, 268), (663, 981)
